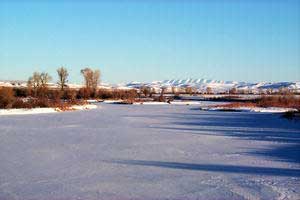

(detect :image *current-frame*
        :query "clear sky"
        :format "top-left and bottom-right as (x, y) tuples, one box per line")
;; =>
(0, 0), (299, 84)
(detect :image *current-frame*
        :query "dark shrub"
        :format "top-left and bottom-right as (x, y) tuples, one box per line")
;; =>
(258, 95), (300, 110)
(13, 88), (28, 97)
(11, 99), (27, 109)
(0, 87), (15, 108)
(33, 98), (50, 108)
(36, 87), (49, 98)
(77, 88), (91, 99)
(63, 89), (77, 103)
(97, 89), (113, 99)
(47, 90), (63, 104)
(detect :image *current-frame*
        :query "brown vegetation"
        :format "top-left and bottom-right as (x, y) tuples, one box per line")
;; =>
(215, 95), (300, 110)
(1, 67), (104, 110)
(214, 102), (256, 108)
(97, 89), (138, 100)
(257, 95), (300, 110)
(27, 71), (52, 98)
(0, 87), (85, 109)
(81, 68), (100, 91)
(0, 87), (15, 108)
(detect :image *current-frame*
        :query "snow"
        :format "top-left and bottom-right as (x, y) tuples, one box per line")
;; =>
(103, 100), (124, 104)
(250, 107), (298, 113)
(170, 101), (201, 105)
(86, 99), (103, 103)
(133, 101), (169, 105)
(70, 104), (98, 110)
(203, 106), (298, 113)
(0, 104), (97, 116)
(0, 104), (299, 200)
(0, 107), (58, 115)
(133, 101), (202, 105)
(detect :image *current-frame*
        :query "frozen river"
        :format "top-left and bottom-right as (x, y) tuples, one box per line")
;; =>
(0, 104), (300, 200)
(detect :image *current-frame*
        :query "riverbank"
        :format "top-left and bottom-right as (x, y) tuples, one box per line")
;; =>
(0, 104), (97, 115)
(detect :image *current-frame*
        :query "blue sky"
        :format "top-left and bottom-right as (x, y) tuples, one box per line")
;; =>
(0, 0), (299, 84)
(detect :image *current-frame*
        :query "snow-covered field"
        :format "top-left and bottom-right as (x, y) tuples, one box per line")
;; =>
(0, 104), (299, 200)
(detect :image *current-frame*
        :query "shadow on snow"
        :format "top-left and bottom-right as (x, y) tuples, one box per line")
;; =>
(141, 110), (300, 164)
(109, 160), (300, 177)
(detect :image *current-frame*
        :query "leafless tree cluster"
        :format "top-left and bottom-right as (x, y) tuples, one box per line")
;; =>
(27, 72), (52, 97)
(80, 68), (101, 91)
(25, 67), (101, 99)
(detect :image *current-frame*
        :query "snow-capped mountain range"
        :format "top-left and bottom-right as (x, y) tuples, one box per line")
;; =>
(125, 79), (300, 93)
(1, 79), (299, 93)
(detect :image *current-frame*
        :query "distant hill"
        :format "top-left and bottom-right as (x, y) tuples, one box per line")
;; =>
(125, 79), (300, 93)
(1, 79), (299, 93)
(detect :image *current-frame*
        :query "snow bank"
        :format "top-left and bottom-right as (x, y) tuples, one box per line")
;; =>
(133, 101), (202, 105)
(0, 108), (57, 115)
(133, 102), (169, 105)
(0, 104), (98, 116)
(86, 99), (104, 103)
(250, 107), (298, 113)
(70, 104), (98, 110)
(170, 101), (201, 105)
(103, 100), (124, 104)
(202, 106), (297, 113)
(86, 100), (98, 103)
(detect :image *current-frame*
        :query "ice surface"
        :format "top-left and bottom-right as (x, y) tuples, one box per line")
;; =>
(0, 104), (299, 200)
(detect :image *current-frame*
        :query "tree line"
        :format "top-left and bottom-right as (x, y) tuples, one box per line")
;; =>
(0, 67), (138, 109)
(26, 67), (100, 95)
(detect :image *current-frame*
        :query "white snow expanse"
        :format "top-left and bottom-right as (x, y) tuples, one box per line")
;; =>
(0, 104), (300, 200)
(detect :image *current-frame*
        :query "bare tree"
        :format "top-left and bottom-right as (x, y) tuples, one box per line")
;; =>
(27, 72), (52, 97)
(92, 69), (100, 90)
(57, 67), (69, 91)
(28, 72), (41, 96)
(28, 72), (41, 89)
(81, 68), (92, 89)
(81, 68), (101, 90)
(40, 72), (52, 88)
